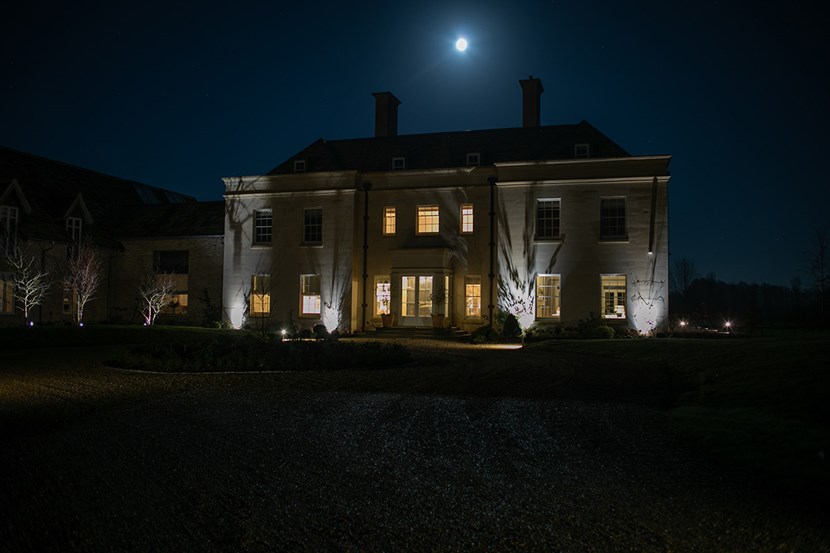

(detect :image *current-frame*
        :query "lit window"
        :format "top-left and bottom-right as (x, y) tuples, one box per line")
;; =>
(574, 144), (590, 158)
(392, 157), (406, 170)
(466, 152), (480, 166)
(536, 199), (560, 240)
(253, 210), (272, 245)
(303, 208), (322, 244)
(465, 276), (481, 318)
(294, 159), (306, 173)
(383, 207), (396, 236)
(601, 274), (626, 319)
(417, 206), (439, 234)
(375, 275), (391, 315)
(1, 273), (13, 314)
(401, 276), (416, 317)
(461, 204), (474, 234)
(154, 250), (189, 315)
(600, 198), (626, 239)
(535, 274), (561, 319)
(418, 276), (433, 317)
(301, 274), (321, 315)
(0, 206), (18, 256)
(250, 274), (271, 316)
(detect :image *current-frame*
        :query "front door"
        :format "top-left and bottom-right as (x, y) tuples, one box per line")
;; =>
(401, 275), (433, 326)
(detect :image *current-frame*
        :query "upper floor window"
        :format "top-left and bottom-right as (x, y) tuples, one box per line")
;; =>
(535, 199), (560, 240)
(301, 274), (321, 315)
(600, 198), (627, 239)
(66, 217), (82, 259)
(383, 207), (396, 236)
(574, 143), (590, 158)
(0, 206), (18, 256)
(466, 152), (480, 166)
(293, 159), (306, 173)
(460, 204), (474, 234)
(253, 210), (273, 245)
(303, 208), (322, 244)
(417, 206), (439, 234)
(601, 274), (626, 319)
(536, 274), (561, 319)
(392, 157), (406, 170)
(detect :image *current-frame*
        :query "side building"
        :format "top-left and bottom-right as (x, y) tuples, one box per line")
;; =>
(222, 76), (670, 334)
(0, 146), (224, 326)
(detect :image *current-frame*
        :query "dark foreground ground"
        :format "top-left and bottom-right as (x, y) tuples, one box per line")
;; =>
(1, 339), (828, 552)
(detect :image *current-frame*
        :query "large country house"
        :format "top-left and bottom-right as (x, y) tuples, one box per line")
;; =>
(222, 77), (670, 334)
(2, 76), (669, 333)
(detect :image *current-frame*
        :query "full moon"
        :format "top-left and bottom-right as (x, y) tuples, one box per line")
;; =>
(455, 38), (468, 52)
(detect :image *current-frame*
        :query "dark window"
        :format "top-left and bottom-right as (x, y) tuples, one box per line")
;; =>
(535, 199), (560, 239)
(303, 208), (322, 244)
(574, 143), (590, 158)
(294, 159), (306, 173)
(0, 206), (19, 256)
(253, 210), (272, 245)
(154, 250), (189, 274)
(466, 152), (480, 166)
(392, 157), (406, 170)
(600, 198), (626, 239)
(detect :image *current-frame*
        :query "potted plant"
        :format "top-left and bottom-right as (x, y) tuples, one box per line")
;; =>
(430, 286), (446, 328)
(379, 297), (395, 327)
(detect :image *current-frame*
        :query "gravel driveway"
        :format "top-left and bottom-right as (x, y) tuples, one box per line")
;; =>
(1, 342), (827, 552)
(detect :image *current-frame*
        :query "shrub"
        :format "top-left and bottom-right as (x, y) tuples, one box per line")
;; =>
(313, 324), (330, 340)
(470, 325), (499, 344)
(502, 314), (522, 339)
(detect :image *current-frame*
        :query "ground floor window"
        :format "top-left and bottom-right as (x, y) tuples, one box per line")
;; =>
(418, 276), (433, 317)
(301, 274), (321, 315)
(401, 276), (415, 317)
(465, 276), (481, 318)
(155, 250), (189, 315)
(161, 274), (189, 315)
(250, 274), (271, 316)
(601, 274), (626, 319)
(1, 273), (13, 314)
(375, 276), (390, 315)
(535, 274), (561, 319)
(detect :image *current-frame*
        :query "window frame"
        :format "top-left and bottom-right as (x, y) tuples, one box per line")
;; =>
(466, 152), (480, 166)
(1, 205), (19, 256)
(253, 209), (273, 246)
(383, 207), (396, 236)
(250, 274), (271, 316)
(535, 198), (561, 241)
(600, 274), (627, 320)
(303, 207), (323, 245)
(293, 159), (306, 173)
(416, 205), (440, 235)
(392, 157), (406, 170)
(535, 274), (561, 320)
(600, 197), (627, 240)
(464, 275), (481, 319)
(574, 143), (590, 158)
(460, 204), (474, 234)
(374, 275), (391, 316)
(300, 274), (321, 316)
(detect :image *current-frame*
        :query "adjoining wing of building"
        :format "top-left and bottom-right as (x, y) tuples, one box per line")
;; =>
(0, 146), (224, 326)
(223, 76), (671, 334)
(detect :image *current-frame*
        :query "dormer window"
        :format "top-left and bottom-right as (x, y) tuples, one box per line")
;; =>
(466, 152), (480, 167)
(293, 159), (306, 173)
(574, 143), (590, 158)
(67, 217), (82, 243)
(0, 205), (19, 256)
(392, 157), (406, 171)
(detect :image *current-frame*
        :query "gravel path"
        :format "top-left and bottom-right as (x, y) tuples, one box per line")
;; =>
(1, 343), (828, 552)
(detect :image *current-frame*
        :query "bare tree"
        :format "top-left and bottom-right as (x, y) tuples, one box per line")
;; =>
(808, 227), (828, 323)
(137, 272), (175, 325)
(7, 247), (51, 325)
(65, 242), (103, 325)
(670, 257), (698, 298)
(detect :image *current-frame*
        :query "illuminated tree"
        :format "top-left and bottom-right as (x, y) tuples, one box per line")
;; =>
(137, 272), (175, 326)
(7, 247), (50, 325)
(64, 242), (102, 325)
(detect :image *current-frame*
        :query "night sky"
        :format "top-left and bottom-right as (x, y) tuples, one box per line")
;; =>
(2, 1), (827, 286)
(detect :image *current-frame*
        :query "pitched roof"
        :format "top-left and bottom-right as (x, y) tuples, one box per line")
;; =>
(0, 145), (220, 245)
(267, 120), (629, 175)
(115, 201), (225, 238)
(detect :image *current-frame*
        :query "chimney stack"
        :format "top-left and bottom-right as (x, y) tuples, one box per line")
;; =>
(519, 76), (544, 127)
(372, 91), (401, 137)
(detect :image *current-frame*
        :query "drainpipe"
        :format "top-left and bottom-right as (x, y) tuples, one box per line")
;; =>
(487, 176), (497, 328)
(361, 182), (372, 332)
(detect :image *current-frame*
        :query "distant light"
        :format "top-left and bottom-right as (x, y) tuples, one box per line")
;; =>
(455, 38), (468, 52)
(724, 321), (732, 329)
(679, 320), (687, 327)
(280, 329), (287, 341)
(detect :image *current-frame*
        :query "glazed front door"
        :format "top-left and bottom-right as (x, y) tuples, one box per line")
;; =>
(401, 275), (433, 326)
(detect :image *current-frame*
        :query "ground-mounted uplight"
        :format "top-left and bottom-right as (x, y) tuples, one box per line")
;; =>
(280, 329), (287, 341)
(724, 321), (732, 332)
(679, 320), (687, 327)
(28, 321), (34, 327)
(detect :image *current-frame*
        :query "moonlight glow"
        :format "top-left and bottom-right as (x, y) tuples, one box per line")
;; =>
(455, 38), (468, 52)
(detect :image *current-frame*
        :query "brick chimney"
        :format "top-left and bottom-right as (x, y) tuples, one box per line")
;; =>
(372, 91), (401, 137)
(519, 76), (544, 127)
